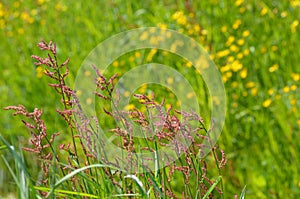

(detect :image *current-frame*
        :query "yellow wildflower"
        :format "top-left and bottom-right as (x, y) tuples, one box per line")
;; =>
(165, 103), (171, 110)
(140, 31), (148, 41)
(269, 64), (279, 73)
(157, 23), (167, 29)
(271, 45), (278, 51)
(172, 11), (187, 25)
(185, 61), (193, 68)
(124, 91), (130, 97)
(227, 56), (235, 62)
(230, 44), (239, 52)
(167, 77), (174, 84)
(260, 47), (267, 54)
(237, 39), (245, 46)
(86, 98), (92, 105)
(235, 0), (244, 6)
(243, 48), (250, 55)
(221, 26), (228, 33)
(239, 7), (246, 13)
(226, 36), (235, 46)
(139, 85), (147, 93)
(268, 89), (274, 95)
(291, 85), (297, 91)
(112, 61), (119, 67)
(129, 56), (135, 62)
(246, 81), (255, 88)
(233, 19), (242, 29)
(221, 65), (231, 73)
(262, 99), (272, 107)
(290, 98), (297, 105)
(280, 11), (288, 18)
(240, 68), (247, 78)
(84, 70), (91, 77)
(242, 30), (250, 37)
(251, 87), (258, 96)
(232, 102), (238, 108)
(291, 73), (300, 81)
(194, 24), (200, 32)
(291, 0), (300, 7)
(186, 92), (195, 99)
(76, 90), (82, 96)
(283, 86), (290, 93)
(38, 0), (45, 5)
(135, 51), (141, 58)
(261, 7), (268, 16)
(291, 20), (299, 33)
(237, 53), (244, 59)
(55, 3), (67, 12)
(216, 49), (230, 58)
(230, 60), (243, 72)
(124, 104), (135, 111)
(36, 67), (44, 78)
(222, 76), (228, 83)
(17, 28), (24, 35)
(146, 48), (157, 62)
(231, 81), (239, 88)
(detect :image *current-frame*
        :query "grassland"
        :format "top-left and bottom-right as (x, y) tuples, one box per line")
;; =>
(0, 0), (299, 198)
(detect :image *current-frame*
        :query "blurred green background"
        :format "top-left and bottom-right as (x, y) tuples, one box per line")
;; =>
(1, 0), (299, 198)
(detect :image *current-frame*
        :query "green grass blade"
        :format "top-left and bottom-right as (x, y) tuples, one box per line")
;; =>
(124, 174), (148, 198)
(239, 185), (247, 199)
(0, 136), (29, 177)
(202, 176), (222, 199)
(46, 164), (126, 198)
(34, 186), (99, 198)
(0, 145), (8, 151)
(142, 165), (163, 198)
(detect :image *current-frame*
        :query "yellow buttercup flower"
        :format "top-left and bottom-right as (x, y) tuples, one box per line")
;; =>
(221, 26), (228, 33)
(269, 64), (279, 73)
(230, 44), (239, 52)
(263, 99), (272, 107)
(242, 30), (250, 37)
(216, 49), (230, 58)
(230, 60), (243, 72)
(268, 89), (274, 95)
(237, 39), (245, 46)
(112, 61), (119, 67)
(124, 104), (135, 111)
(243, 48), (250, 55)
(240, 68), (247, 78)
(167, 77), (174, 84)
(283, 86), (290, 93)
(124, 91), (130, 97)
(233, 19), (242, 29)
(261, 7), (268, 16)
(231, 81), (239, 88)
(246, 81), (255, 88)
(237, 53), (244, 59)
(226, 36), (235, 46)
(291, 85), (297, 91)
(235, 0), (244, 6)
(291, 73), (300, 81)
(290, 98), (296, 106)
(251, 87), (258, 96)
(291, 20), (299, 33)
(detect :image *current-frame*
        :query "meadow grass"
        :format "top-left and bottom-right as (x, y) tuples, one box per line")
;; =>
(1, 0), (300, 198)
